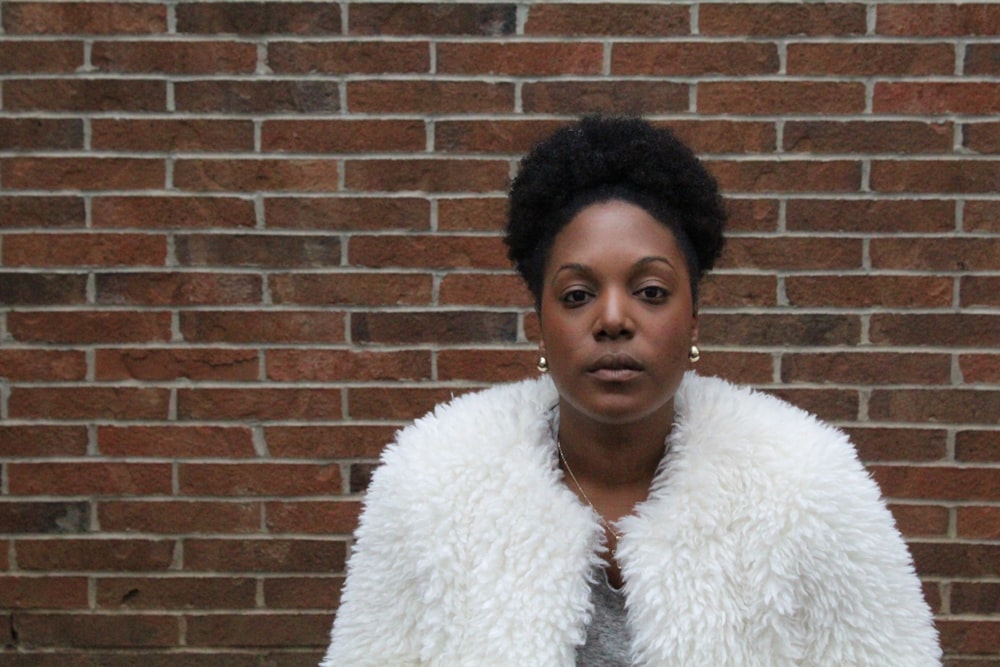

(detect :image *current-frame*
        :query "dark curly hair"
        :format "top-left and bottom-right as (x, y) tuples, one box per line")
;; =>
(505, 115), (727, 307)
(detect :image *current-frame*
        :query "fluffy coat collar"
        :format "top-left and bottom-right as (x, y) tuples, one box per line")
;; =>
(324, 373), (940, 666)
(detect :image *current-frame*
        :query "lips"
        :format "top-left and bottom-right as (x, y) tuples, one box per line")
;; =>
(586, 353), (643, 380)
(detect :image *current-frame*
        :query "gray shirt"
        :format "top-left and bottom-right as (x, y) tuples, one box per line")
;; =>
(576, 571), (632, 666)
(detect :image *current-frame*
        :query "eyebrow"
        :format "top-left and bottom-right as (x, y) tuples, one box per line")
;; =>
(550, 256), (677, 284)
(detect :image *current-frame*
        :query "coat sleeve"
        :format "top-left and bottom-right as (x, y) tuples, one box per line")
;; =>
(320, 439), (431, 666)
(787, 427), (942, 666)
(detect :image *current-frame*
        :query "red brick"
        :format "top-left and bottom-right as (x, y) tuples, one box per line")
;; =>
(350, 3), (515, 36)
(264, 425), (396, 459)
(91, 119), (254, 152)
(699, 313), (860, 346)
(15, 613), (177, 648)
(786, 199), (956, 233)
(952, 582), (1000, 615)
(3, 3), (167, 34)
(784, 121), (952, 154)
(964, 121), (1000, 154)
(871, 237), (1000, 271)
(0, 273), (87, 305)
(8, 462), (172, 496)
(270, 272), (433, 306)
(185, 612), (332, 647)
(352, 311), (518, 344)
(877, 4), (1000, 37)
(4, 78), (165, 112)
(92, 196), (255, 230)
(98, 501), (261, 534)
(264, 196), (430, 231)
(788, 43), (954, 76)
(700, 3), (866, 36)
(179, 463), (341, 497)
(786, 275), (953, 308)
(16, 539), (176, 572)
(3, 233), (166, 267)
(95, 348), (259, 382)
(345, 159), (508, 192)
(98, 426), (255, 458)
(174, 80), (340, 113)
(695, 352), (775, 386)
(938, 620), (1000, 655)
(525, 3), (688, 36)
(722, 199), (780, 233)
(436, 349), (537, 382)
(967, 43), (1000, 75)
(961, 354), (1000, 384)
(699, 82), (865, 115)
(1, 158), (164, 190)
(956, 430), (999, 463)
(349, 234), (508, 269)
(613, 42), (778, 75)
(183, 538), (346, 573)
(267, 349), (431, 382)
(0, 196), (85, 229)
(719, 237), (862, 271)
(439, 42), (603, 75)
(965, 200), (1000, 232)
(870, 389), (1000, 425)
(0, 40), (82, 72)
(435, 119), (588, 154)
(782, 352), (952, 386)
(875, 82), (1000, 115)
(523, 80), (688, 114)
(0, 502), (89, 534)
(767, 388), (859, 423)
(0, 652), (266, 667)
(97, 576), (257, 610)
(957, 506), (1000, 540)
(268, 41), (429, 74)
(348, 80), (514, 113)
(10, 387), (170, 421)
(887, 503), (950, 537)
(264, 576), (343, 609)
(348, 386), (470, 420)
(175, 234), (340, 268)
(176, 388), (343, 421)
(437, 197), (507, 231)
(911, 542), (1000, 578)
(668, 121), (778, 155)
(177, 2), (341, 34)
(697, 273), (777, 308)
(0, 426), (88, 457)
(439, 273), (533, 306)
(7, 311), (171, 344)
(962, 277), (1000, 308)
(265, 501), (362, 534)
(709, 159), (861, 193)
(0, 576), (88, 609)
(93, 40), (256, 73)
(180, 311), (345, 344)
(845, 427), (948, 463)
(173, 159), (339, 192)
(0, 118), (83, 149)
(872, 465), (998, 501)
(262, 119), (425, 153)
(872, 314), (999, 348)
(96, 272), (261, 306)
(0, 349), (87, 381)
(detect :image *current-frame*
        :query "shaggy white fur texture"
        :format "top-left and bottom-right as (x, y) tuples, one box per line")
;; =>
(322, 373), (940, 666)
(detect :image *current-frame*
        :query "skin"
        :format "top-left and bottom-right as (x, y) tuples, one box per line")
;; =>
(538, 199), (698, 586)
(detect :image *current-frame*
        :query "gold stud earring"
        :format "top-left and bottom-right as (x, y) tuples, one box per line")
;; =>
(688, 344), (701, 363)
(536, 355), (549, 373)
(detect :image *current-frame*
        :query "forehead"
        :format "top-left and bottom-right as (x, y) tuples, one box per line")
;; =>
(547, 200), (687, 271)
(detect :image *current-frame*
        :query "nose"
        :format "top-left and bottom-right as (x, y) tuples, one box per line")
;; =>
(593, 288), (634, 340)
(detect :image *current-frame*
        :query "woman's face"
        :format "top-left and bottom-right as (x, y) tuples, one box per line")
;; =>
(539, 199), (697, 426)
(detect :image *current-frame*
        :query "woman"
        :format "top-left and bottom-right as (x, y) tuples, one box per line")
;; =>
(321, 116), (941, 666)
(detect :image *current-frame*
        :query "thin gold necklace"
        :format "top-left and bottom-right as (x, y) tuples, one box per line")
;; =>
(556, 439), (623, 544)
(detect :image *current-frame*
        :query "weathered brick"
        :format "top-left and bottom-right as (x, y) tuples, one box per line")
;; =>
(3, 233), (166, 267)
(668, 120), (777, 155)
(437, 197), (507, 231)
(183, 538), (346, 573)
(871, 237), (1000, 271)
(92, 196), (256, 230)
(875, 82), (1000, 115)
(700, 3), (866, 36)
(348, 386), (464, 420)
(956, 506), (1000, 539)
(0, 576), (89, 608)
(767, 388), (859, 423)
(266, 349), (431, 382)
(523, 81), (688, 114)
(96, 272), (261, 306)
(965, 200), (1000, 232)
(436, 349), (536, 382)
(344, 159), (508, 193)
(180, 311), (345, 344)
(877, 4), (1000, 37)
(348, 80), (514, 113)
(96, 576), (257, 610)
(960, 354), (1000, 384)
(846, 427), (947, 463)
(264, 576), (343, 609)
(719, 237), (862, 270)
(1, 158), (164, 190)
(12, 612), (178, 648)
(0, 349), (87, 381)
(268, 41), (429, 74)
(3, 78), (165, 112)
(173, 159), (339, 192)
(176, 388), (343, 421)
(697, 273), (777, 308)
(962, 276), (1000, 308)
(525, 3), (688, 36)
(98, 426), (256, 459)
(2, 3), (167, 34)
(0, 118), (82, 150)
(349, 234), (508, 269)
(0, 426), (88, 457)
(887, 503), (950, 537)
(95, 348), (259, 382)
(782, 352), (952, 386)
(8, 462), (172, 496)
(93, 40), (256, 73)
(871, 314), (1000, 348)
(699, 82), (865, 115)
(175, 234), (340, 268)
(694, 352), (774, 386)
(265, 501), (362, 534)
(785, 275), (953, 308)
(613, 42), (778, 75)
(438, 273), (533, 306)
(784, 121), (953, 154)
(351, 311), (518, 344)
(0, 503), (90, 534)
(264, 425), (396, 459)
(9, 387), (170, 421)
(963, 121), (1000, 154)
(98, 501), (261, 534)
(0, 196), (85, 229)
(787, 43), (955, 76)
(270, 272), (433, 306)
(185, 612), (333, 647)
(708, 159), (861, 193)
(262, 119), (425, 153)
(16, 539), (176, 572)
(966, 43), (1000, 75)
(869, 389), (1000, 425)
(439, 42), (603, 75)
(0, 40), (82, 72)
(0, 272), (87, 305)
(176, 2), (341, 34)
(91, 119), (254, 152)
(910, 542), (1000, 578)
(7, 311), (171, 344)
(786, 199), (956, 233)
(174, 80), (340, 113)
(264, 196), (430, 231)
(349, 3), (515, 36)
(699, 313), (860, 346)
(436, 119), (580, 155)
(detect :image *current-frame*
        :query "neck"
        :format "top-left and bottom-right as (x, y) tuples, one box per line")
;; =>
(556, 400), (673, 489)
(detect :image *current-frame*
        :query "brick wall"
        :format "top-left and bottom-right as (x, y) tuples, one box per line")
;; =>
(0, 1), (997, 664)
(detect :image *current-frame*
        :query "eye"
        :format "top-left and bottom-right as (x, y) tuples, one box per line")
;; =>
(636, 285), (669, 301)
(561, 288), (592, 306)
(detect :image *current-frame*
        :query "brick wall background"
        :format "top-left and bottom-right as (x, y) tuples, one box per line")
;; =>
(0, 1), (997, 664)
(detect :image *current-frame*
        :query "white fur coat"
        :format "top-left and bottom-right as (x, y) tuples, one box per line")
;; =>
(322, 373), (941, 666)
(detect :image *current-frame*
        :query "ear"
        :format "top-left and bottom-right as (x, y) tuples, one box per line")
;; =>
(690, 311), (699, 343)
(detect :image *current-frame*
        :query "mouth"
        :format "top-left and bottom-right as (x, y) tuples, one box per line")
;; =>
(586, 353), (643, 381)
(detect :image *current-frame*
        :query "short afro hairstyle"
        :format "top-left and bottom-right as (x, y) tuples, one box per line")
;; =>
(505, 115), (727, 306)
